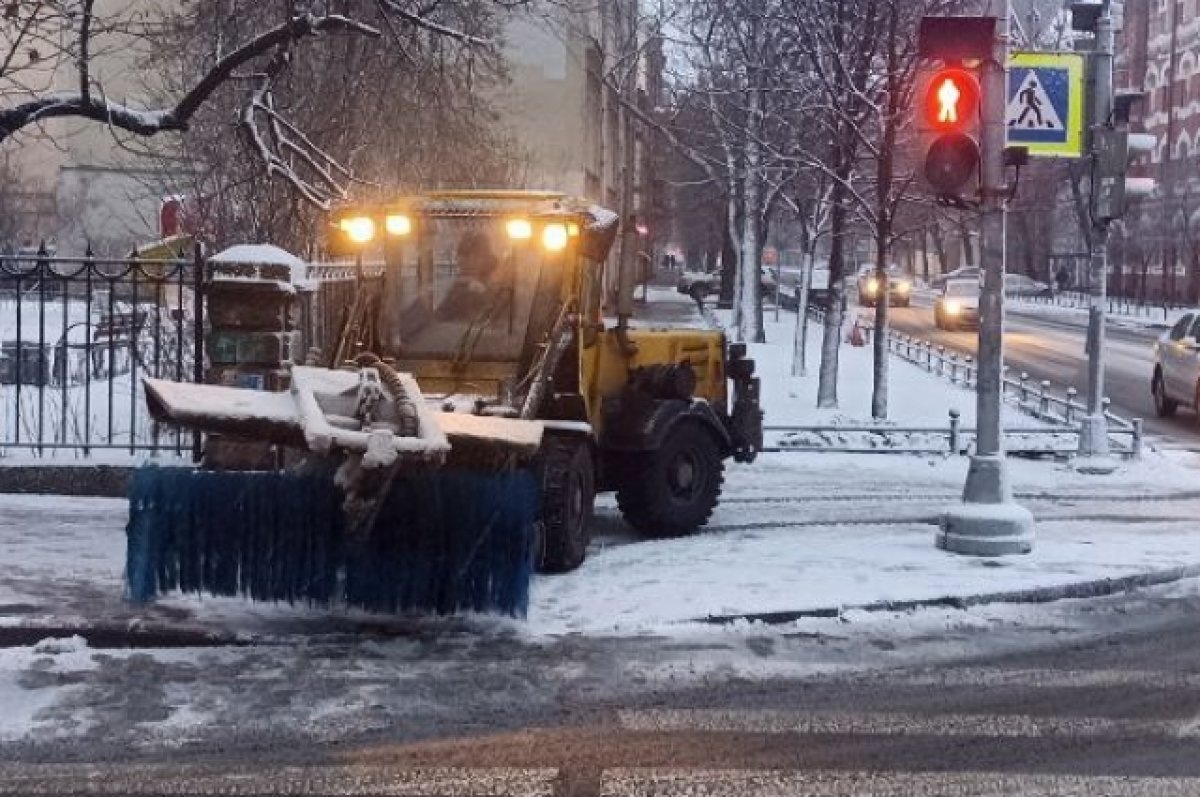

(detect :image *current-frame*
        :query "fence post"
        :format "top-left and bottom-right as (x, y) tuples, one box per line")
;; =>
(937, 346), (946, 377)
(191, 242), (205, 463)
(965, 355), (975, 388)
(1065, 387), (1077, 424)
(949, 408), (961, 455)
(949, 352), (959, 385)
(1019, 372), (1029, 403)
(1131, 418), (1143, 459)
(1039, 380), (1051, 419)
(924, 341), (933, 370)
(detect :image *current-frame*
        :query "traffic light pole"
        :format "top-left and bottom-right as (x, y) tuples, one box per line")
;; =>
(938, 4), (1035, 556)
(1078, 3), (1114, 464)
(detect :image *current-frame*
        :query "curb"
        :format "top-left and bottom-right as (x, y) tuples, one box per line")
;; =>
(696, 564), (1200, 626)
(0, 466), (134, 498)
(0, 624), (249, 650)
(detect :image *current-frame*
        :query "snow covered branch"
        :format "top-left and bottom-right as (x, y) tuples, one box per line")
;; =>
(0, 13), (380, 145)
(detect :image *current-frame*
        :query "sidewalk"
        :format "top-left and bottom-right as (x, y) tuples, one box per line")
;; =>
(1007, 294), (1188, 332)
(1, 287), (1200, 641)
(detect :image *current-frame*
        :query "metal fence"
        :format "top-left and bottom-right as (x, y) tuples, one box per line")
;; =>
(1017, 289), (1188, 323)
(0, 245), (204, 459)
(857, 316), (1143, 457)
(774, 305), (1143, 459)
(305, 261), (385, 367)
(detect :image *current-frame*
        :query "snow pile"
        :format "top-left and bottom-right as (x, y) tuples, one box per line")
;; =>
(207, 244), (309, 288)
(31, 635), (88, 656)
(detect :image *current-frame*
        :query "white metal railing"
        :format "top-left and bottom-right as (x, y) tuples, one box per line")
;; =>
(794, 305), (1142, 458)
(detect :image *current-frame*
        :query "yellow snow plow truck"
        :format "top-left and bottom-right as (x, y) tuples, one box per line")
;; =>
(130, 191), (761, 616)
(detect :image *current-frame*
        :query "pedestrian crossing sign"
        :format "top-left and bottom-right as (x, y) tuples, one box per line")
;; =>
(1006, 52), (1084, 157)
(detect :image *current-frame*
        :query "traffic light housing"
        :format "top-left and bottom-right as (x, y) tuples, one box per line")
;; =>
(1092, 128), (1157, 222)
(916, 66), (982, 200)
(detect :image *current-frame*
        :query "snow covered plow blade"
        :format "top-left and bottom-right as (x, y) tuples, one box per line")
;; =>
(130, 362), (543, 616)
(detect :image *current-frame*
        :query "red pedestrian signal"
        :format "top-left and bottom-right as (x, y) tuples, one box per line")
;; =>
(915, 66), (982, 200)
(924, 69), (980, 131)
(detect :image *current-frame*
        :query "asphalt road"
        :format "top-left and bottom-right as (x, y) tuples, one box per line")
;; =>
(5, 586), (1200, 795)
(885, 294), (1200, 448)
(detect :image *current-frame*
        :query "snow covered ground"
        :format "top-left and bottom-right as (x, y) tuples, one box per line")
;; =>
(1007, 295), (1188, 332)
(0, 291), (1197, 637)
(1, 287), (1200, 747)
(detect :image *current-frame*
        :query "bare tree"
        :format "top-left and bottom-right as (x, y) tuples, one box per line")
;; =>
(2, 0), (526, 218)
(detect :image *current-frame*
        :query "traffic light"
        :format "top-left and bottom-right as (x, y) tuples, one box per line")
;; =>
(1091, 129), (1157, 222)
(916, 66), (982, 200)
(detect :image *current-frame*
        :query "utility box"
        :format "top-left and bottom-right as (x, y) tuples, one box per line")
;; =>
(204, 245), (313, 392)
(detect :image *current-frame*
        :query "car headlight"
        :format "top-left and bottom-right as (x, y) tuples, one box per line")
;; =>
(866, 278), (879, 294)
(896, 281), (910, 294)
(945, 300), (962, 315)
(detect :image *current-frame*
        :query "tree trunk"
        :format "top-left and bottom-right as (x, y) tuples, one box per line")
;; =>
(739, 85), (764, 344)
(921, 227), (932, 282)
(870, 5), (899, 421)
(931, 223), (947, 273)
(727, 189), (744, 340)
(817, 179), (848, 408)
(959, 221), (975, 269)
(792, 245), (815, 377)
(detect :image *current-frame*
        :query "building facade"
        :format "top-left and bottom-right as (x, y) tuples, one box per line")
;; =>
(1116, 0), (1200, 302)
(3, 2), (662, 259)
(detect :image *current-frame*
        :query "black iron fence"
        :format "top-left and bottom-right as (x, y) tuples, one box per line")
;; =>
(0, 245), (204, 459)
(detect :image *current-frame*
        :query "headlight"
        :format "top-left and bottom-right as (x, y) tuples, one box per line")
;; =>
(542, 223), (569, 252)
(385, 214), (412, 237)
(896, 281), (911, 294)
(945, 300), (962, 315)
(506, 218), (533, 241)
(866, 278), (879, 294)
(339, 217), (376, 245)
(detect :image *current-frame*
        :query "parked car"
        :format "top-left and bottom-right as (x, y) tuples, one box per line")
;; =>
(934, 278), (981, 330)
(1152, 311), (1200, 420)
(932, 267), (980, 291)
(856, 265), (912, 308)
(677, 267), (778, 301)
(779, 262), (839, 310)
(1004, 273), (1054, 298)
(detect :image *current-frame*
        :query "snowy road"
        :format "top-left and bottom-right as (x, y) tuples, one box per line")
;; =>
(886, 296), (1199, 448)
(4, 584), (1200, 794)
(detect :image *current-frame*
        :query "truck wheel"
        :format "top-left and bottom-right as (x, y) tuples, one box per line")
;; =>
(535, 435), (594, 574)
(1153, 369), (1178, 418)
(617, 423), (724, 538)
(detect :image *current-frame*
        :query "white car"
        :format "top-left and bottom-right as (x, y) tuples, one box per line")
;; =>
(934, 279), (981, 330)
(1152, 311), (1200, 419)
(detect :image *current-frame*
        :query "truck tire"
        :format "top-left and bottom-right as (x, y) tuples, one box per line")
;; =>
(535, 435), (594, 574)
(617, 422), (724, 538)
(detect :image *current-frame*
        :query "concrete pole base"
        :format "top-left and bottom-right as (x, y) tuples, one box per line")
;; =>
(938, 454), (1035, 556)
(938, 503), (1036, 556)
(1077, 413), (1111, 459)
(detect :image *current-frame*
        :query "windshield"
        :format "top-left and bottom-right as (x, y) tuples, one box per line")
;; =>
(377, 216), (563, 364)
(945, 280), (979, 297)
